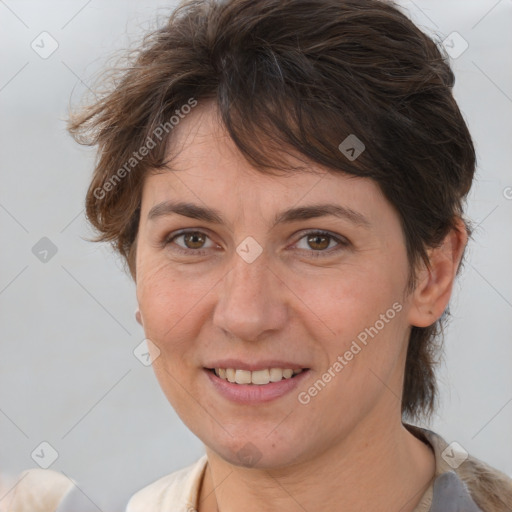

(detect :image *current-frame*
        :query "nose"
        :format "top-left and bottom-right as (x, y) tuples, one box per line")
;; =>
(212, 252), (288, 342)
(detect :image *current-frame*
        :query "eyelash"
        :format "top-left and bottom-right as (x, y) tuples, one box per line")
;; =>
(163, 229), (348, 258)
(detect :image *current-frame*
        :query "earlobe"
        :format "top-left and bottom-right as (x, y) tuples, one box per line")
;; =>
(408, 220), (468, 328)
(135, 308), (143, 326)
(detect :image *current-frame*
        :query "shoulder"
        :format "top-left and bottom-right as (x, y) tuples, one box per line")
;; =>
(405, 423), (512, 512)
(456, 451), (512, 511)
(3, 468), (75, 512)
(126, 455), (208, 512)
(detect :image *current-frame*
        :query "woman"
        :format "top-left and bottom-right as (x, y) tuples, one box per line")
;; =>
(62, 0), (512, 510)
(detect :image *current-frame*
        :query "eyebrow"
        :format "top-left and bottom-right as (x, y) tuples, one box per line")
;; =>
(147, 200), (371, 228)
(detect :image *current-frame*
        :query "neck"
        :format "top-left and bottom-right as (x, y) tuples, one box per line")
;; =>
(197, 411), (435, 512)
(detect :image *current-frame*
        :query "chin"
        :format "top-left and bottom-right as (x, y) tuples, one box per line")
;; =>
(204, 430), (307, 470)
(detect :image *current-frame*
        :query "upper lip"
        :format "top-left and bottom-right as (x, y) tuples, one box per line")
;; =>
(204, 359), (309, 371)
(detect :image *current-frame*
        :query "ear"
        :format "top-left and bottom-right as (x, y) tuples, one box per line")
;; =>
(407, 218), (468, 328)
(135, 308), (143, 326)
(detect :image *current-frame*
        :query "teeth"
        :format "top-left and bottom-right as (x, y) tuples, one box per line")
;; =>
(282, 369), (293, 379)
(269, 368), (283, 382)
(251, 369), (270, 385)
(213, 367), (305, 385)
(235, 369), (252, 385)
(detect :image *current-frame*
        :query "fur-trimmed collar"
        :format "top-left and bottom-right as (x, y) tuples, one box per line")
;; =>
(405, 423), (512, 511)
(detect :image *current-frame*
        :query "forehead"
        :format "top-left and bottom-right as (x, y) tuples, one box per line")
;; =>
(141, 101), (387, 218)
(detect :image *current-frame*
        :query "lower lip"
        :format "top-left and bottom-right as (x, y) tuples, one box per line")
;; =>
(204, 368), (310, 404)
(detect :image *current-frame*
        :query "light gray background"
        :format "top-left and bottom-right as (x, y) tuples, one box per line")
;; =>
(1, 0), (511, 510)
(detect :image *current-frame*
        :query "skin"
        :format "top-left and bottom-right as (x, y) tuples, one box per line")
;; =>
(134, 100), (467, 511)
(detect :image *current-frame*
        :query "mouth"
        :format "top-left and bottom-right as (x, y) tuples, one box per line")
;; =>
(204, 366), (311, 404)
(205, 367), (309, 385)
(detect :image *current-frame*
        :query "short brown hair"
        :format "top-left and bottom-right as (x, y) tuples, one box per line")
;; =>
(67, 0), (476, 422)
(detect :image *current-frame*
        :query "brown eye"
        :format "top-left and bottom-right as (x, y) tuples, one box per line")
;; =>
(181, 231), (206, 249)
(306, 233), (331, 251)
(165, 230), (215, 255)
(294, 230), (348, 258)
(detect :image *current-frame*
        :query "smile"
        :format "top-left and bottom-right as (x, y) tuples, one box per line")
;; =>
(205, 367), (310, 404)
(210, 367), (305, 385)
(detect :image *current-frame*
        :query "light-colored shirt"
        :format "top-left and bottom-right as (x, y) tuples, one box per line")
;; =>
(4, 424), (512, 511)
(0, 468), (75, 512)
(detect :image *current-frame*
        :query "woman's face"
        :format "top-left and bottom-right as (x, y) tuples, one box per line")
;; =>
(135, 101), (416, 468)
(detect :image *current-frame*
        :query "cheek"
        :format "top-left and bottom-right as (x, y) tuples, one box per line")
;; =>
(136, 257), (216, 354)
(290, 260), (408, 392)
(293, 262), (403, 338)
